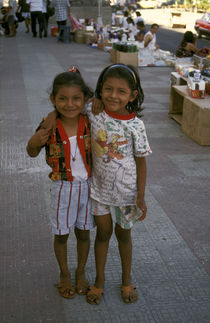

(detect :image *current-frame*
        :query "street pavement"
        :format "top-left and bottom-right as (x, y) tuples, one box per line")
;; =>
(0, 23), (210, 323)
(138, 8), (204, 33)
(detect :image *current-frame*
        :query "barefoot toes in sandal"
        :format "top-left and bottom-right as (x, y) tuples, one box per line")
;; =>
(121, 285), (138, 303)
(57, 280), (75, 299)
(86, 286), (104, 305)
(76, 278), (89, 295)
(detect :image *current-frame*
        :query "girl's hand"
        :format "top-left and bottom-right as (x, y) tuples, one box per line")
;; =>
(32, 128), (49, 147)
(27, 129), (49, 157)
(42, 110), (57, 134)
(136, 196), (147, 220)
(92, 98), (104, 115)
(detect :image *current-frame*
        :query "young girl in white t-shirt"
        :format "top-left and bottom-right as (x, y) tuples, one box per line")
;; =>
(86, 64), (151, 305)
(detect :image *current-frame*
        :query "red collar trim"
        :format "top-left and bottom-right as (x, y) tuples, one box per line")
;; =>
(104, 108), (135, 120)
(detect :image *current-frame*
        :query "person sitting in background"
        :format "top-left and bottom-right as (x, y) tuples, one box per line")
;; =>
(136, 21), (146, 36)
(144, 23), (159, 51)
(136, 31), (145, 49)
(126, 16), (137, 39)
(0, 6), (10, 35)
(176, 31), (198, 58)
(121, 10), (129, 29)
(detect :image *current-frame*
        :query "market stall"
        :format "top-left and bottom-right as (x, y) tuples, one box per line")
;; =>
(169, 55), (210, 145)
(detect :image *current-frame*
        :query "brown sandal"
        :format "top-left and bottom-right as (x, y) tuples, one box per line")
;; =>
(121, 285), (138, 303)
(86, 285), (104, 305)
(57, 280), (75, 299)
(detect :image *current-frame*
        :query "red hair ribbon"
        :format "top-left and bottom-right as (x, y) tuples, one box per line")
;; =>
(69, 66), (77, 73)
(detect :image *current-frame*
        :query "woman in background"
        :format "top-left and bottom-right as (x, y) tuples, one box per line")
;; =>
(176, 31), (198, 57)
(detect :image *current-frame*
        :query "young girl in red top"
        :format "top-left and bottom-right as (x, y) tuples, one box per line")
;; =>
(26, 68), (94, 299)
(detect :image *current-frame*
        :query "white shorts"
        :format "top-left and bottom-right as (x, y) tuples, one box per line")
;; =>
(22, 12), (31, 19)
(50, 179), (94, 235)
(92, 199), (145, 230)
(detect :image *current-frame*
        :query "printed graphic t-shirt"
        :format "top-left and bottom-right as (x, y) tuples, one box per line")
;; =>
(86, 105), (152, 206)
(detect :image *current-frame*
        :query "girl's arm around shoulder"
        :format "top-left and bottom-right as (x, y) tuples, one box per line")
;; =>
(26, 128), (49, 157)
(91, 97), (104, 115)
(84, 97), (104, 116)
(135, 156), (147, 218)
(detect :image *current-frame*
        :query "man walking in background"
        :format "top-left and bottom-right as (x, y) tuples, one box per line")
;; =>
(51, 0), (70, 41)
(27, 0), (43, 38)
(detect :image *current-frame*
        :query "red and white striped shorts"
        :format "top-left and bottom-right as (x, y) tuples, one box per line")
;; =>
(50, 179), (94, 235)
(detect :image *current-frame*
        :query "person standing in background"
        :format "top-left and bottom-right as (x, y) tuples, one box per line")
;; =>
(27, 0), (43, 38)
(7, 0), (17, 37)
(17, 0), (31, 33)
(134, 11), (145, 25)
(42, 0), (48, 37)
(51, 0), (70, 41)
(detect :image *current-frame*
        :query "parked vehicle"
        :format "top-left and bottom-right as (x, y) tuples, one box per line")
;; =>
(194, 12), (210, 38)
(156, 0), (167, 8)
(159, 0), (183, 7)
(137, 0), (158, 9)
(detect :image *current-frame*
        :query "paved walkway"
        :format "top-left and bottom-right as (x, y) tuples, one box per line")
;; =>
(0, 25), (210, 323)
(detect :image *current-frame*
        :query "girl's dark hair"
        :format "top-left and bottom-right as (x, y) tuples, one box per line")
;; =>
(95, 64), (144, 117)
(51, 68), (93, 100)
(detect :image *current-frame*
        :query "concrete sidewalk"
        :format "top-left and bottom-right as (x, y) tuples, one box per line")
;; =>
(0, 25), (210, 323)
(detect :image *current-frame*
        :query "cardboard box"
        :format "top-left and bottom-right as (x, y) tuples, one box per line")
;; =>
(110, 49), (138, 66)
(98, 40), (112, 50)
(181, 95), (210, 145)
(84, 32), (97, 44)
(110, 49), (117, 63)
(74, 30), (86, 43)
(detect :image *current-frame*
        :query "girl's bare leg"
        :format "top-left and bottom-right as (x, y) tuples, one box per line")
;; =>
(74, 227), (90, 294)
(54, 234), (70, 278)
(54, 234), (74, 297)
(25, 18), (30, 33)
(94, 214), (113, 289)
(86, 214), (113, 304)
(115, 224), (132, 286)
(115, 224), (137, 303)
